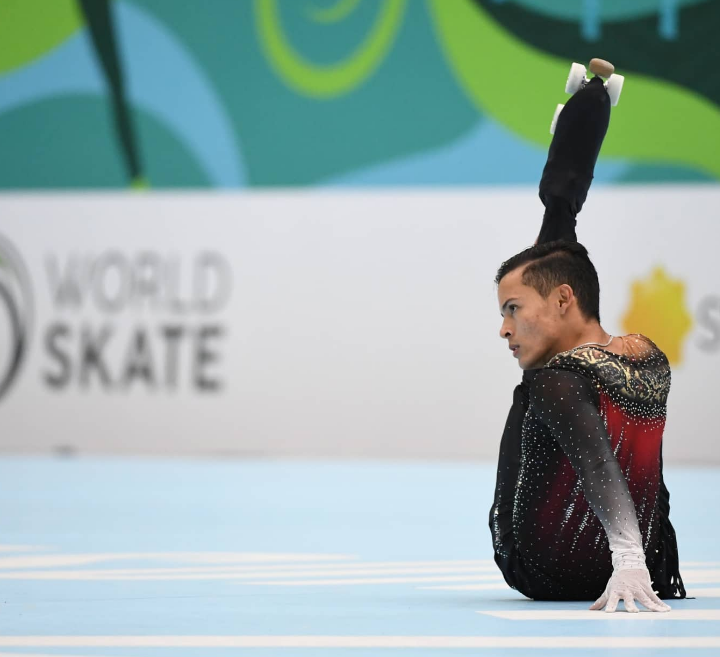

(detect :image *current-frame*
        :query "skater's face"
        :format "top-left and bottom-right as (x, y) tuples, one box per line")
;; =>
(497, 267), (571, 370)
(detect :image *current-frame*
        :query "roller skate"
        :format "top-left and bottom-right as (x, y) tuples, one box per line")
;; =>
(550, 58), (624, 135)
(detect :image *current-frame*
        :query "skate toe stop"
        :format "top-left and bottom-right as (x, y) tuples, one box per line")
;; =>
(589, 58), (615, 77)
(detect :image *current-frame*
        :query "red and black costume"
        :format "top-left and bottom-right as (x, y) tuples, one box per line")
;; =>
(489, 76), (686, 601)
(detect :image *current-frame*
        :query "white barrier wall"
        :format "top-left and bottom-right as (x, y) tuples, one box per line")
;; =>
(0, 188), (717, 464)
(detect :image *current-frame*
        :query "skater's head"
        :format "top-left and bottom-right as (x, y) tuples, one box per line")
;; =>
(495, 241), (601, 369)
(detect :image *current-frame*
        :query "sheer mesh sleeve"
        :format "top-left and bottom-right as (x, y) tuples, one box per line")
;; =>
(529, 368), (646, 570)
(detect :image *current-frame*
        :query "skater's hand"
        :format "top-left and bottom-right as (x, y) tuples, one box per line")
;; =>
(590, 568), (671, 613)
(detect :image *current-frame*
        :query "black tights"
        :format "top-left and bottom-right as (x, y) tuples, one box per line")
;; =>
(537, 76), (610, 244)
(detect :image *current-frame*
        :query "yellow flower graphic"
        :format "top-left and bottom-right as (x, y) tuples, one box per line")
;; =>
(622, 266), (693, 365)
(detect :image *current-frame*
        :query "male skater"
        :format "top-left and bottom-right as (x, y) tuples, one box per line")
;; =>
(489, 67), (686, 612)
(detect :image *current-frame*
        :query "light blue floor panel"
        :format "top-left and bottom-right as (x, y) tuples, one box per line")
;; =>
(1, 457), (718, 656)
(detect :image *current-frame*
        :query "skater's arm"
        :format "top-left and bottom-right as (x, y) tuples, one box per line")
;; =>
(529, 368), (642, 566)
(529, 368), (670, 612)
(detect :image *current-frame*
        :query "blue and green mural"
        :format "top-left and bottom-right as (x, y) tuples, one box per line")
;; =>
(1, 0), (718, 189)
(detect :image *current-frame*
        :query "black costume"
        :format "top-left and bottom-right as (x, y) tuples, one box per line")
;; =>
(489, 77), (686, 601)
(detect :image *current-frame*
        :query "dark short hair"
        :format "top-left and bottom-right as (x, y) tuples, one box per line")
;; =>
(495, 241), (601, 322)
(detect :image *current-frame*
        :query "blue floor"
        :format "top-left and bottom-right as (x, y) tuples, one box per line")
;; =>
(1, 457), (719, 655)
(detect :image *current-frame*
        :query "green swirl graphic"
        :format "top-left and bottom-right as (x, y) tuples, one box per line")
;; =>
(0, 0), (83, 74)
(308, 0), (362, 24)
(254, 0), (406, 98)
(430, 0), (720, 179)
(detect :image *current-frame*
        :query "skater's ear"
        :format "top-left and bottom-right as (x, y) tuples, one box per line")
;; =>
(555, 283), (576, 315)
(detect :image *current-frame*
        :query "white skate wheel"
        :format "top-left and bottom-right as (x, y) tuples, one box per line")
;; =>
(550, 103), (564, 135)
(565, 62), (586, 94)
(605, 73), (624, 106)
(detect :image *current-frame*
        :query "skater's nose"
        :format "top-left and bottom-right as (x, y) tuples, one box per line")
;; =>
(499, 319), (512, 340)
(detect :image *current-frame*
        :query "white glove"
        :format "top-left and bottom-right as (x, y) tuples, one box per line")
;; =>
(590, 568), (672, 613)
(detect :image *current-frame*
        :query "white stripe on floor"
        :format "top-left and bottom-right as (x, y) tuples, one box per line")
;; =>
(1, 636), (719, 648)
(418, 583), (511, 591)
(691, 587), (720, 596)
(248, 574), (505, 586)
(0, 546), (50, 553)
(0, 558), (493, 574)
(681, 562), (720, 568)
(0, 552), (353, 569)
(670, 570), (720, 584)
(421, 585), (720, 595)
(0, 565), (501, 581)
(480, 610), (720, 621)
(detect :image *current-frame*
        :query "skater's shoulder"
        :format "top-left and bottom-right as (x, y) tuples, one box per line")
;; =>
(540, 334), (671, 409)
(606, 334), (670, 369)
(618, 333), (665, 357)
(545, 344), (613, 372)
(546, 334), (667, 369)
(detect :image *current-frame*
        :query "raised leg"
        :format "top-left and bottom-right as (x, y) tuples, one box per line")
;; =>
(537, 77), (611, 244)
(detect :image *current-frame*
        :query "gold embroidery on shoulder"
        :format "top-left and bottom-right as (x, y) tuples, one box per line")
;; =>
(548, 346), (669, 408)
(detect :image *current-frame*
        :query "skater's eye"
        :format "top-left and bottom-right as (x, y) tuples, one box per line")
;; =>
(500, 298), (519, 317)
(508, 304), (518, 315)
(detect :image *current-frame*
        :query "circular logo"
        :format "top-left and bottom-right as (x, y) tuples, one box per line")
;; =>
(0, 235), (32, 401)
